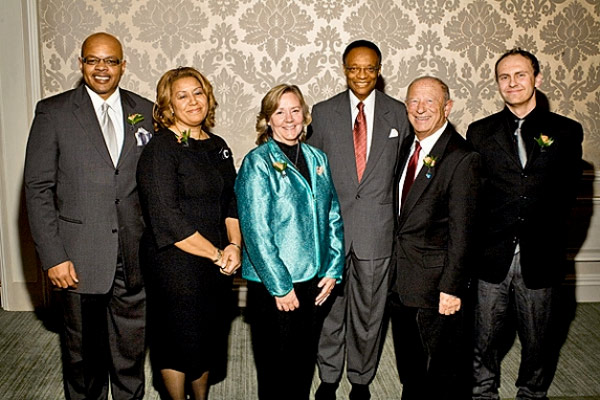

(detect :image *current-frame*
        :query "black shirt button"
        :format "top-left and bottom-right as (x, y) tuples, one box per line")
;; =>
(115, 199), (120, 204)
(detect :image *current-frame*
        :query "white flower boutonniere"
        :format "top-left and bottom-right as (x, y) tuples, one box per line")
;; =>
(316, 166), (324, 176)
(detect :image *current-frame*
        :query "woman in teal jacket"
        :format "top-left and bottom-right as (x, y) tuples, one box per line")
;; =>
(235, 84), (344, 400)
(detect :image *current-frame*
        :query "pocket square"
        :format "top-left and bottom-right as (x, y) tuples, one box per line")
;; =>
(389, 128), (399, 138)
(135, 127), (152, 146)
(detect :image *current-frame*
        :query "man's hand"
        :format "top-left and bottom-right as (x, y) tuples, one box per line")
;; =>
(275, 289), (300, 312)
(315, 277), (336, 306)
(47, 260), (79, 289)
(439, 292), (461, 315)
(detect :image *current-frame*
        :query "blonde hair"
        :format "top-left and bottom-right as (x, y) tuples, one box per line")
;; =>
(255, 84), (312, 145)
(153, 67), (218, 130)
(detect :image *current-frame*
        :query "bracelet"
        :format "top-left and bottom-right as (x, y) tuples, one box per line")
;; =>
(212, 249), (223, 264)
(229, 242), (241, 250)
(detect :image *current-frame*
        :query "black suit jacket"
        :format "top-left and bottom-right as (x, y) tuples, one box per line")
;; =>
(392, 125), (480, 308)
(466, 106), (583, 289)
(24, 84), (154, 294)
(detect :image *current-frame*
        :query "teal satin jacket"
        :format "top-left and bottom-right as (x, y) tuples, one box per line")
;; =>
(235, 139), (345, 297)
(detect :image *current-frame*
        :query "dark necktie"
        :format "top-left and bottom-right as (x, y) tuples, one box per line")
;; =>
(514, 119), (527, 167)
(401, 140), (421, 205)
(353, 102), (367, 182)
(101, 102), (118, 165)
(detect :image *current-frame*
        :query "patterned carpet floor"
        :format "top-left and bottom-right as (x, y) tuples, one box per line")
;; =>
(0, 302), (598, 399)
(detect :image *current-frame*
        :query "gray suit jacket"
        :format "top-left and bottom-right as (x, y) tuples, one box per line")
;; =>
(308, 89), (410, 260)
(24, 84), (154, 294)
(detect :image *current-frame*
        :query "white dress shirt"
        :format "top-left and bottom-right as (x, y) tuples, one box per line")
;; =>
(86, 86), (125, 161)
(398, 121), (448, 212)
(349, 89), (376, 160)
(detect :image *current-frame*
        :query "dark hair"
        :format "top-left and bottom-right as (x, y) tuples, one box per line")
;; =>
(342, 40), (382, 65)
(495, 48), (540, 80)
(255, 84), (312, 145)
(406, 76), (451, 103)
(153, 67), (218, 130)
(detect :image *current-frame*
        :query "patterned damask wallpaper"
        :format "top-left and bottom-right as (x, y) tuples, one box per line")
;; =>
(37, 0), (600, 168)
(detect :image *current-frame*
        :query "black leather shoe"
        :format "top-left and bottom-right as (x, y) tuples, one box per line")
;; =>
(315, 382), (339, 400)
(349, 383), (371, 400)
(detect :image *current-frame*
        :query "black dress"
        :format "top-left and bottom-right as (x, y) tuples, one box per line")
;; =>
(136, 128), (237, 379)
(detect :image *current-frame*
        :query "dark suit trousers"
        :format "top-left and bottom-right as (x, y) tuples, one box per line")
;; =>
(60, 263), (146, 400)
(246, 278), (325, 400)
(317, 251), (392, 385)
(472, 251), (554, 400)
(389, 293), (471, 400)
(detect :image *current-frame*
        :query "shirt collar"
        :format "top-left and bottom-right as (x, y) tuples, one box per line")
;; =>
(417, 121), (447, 156)
(349, 89), (376, 111)
(86, 86), (121, 112)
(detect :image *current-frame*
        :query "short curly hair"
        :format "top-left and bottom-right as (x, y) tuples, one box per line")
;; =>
(153, 67), (218, 130)
(255, 84), (312, 145)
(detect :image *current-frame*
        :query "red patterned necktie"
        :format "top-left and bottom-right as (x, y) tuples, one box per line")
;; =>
(353, 102), (367, 181)
(401, 140), (421, 205)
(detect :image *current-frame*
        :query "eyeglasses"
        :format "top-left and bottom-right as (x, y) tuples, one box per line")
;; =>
(81, 57), (122, 67)
(344, 66), (380, 75)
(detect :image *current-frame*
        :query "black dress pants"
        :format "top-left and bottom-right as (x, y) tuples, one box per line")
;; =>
(247, 278), (325, 400)
(389, 293), (471, 400)
(60, 263), (146, 400)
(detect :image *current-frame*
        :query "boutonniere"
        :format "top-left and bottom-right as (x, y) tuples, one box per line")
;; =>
(127, 113), (144, 128)
(535, 134), (554, 150)
(423, 155), (438, 179)
(175, 129), (191, 147)
(316, 166), (324, 176)
(272, 161), (288, 176)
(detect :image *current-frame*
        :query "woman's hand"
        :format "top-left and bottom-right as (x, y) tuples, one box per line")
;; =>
(315, 277), (336, 306)
(275, 289), (299, 312)
(219, 243), (241, 276)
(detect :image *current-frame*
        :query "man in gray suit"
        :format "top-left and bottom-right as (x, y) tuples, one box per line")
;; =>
(308, 40), (410, 400)
(24, 32), (154, 400)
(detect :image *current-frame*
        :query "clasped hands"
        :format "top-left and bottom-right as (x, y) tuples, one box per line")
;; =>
(213, 244), (241, 276)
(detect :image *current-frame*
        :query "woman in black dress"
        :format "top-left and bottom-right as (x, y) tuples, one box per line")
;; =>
(137, 67), (241, 400)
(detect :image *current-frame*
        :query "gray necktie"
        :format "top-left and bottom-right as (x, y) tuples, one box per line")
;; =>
(101, 102), (118, 165)
(515, 119), (527, 168)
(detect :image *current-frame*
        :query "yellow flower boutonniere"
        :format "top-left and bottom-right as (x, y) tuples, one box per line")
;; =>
(273, 161), (288, 176)
(423, 155), (438, 179)
(127, 113), (144, 127)
(535, 134), (554, 150)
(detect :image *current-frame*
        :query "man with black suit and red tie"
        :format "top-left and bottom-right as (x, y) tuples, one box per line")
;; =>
(389, 76), (480, 400)
(24, 33), (154, 400)
(467, 49), (583, 400)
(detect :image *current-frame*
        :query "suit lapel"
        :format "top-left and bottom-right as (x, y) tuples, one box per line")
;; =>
(333, 92), (359, 186)
(118, 90), (137, 167)
(361, 90), (389, 183)
(399, 127), (452, 222)
(492, 114), (522, 169)
(73, 85), (115, 167)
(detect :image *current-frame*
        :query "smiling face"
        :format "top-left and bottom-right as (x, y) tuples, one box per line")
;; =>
(406, 78), (453, 140)
(268, 92), (304, 146)
(344, 47), (380, 101)
(170, 76), (209, 130)
(79, 33), (126, 100)
(496, 54), (542, 116)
